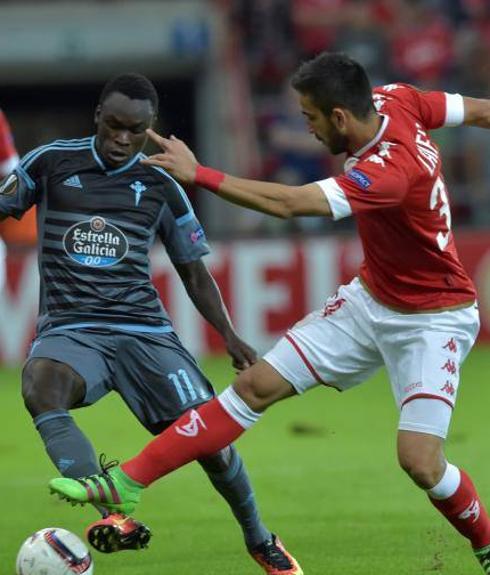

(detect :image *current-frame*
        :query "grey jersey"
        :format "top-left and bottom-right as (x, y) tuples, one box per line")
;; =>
(0, 136), (210, 334)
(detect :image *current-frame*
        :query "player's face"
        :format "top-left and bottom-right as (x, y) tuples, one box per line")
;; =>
(298, 93), (349, 155)
(95, 92), (155, 168)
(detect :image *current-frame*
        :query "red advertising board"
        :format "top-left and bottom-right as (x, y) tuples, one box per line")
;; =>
(1, 231), (489, 365)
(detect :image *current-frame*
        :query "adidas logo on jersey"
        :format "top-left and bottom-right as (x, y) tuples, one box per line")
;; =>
(63, 175), (83, 189)
(175, 409), (207, 437)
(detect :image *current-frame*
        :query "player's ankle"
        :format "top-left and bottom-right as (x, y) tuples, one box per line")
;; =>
(114, 466), (145, 490)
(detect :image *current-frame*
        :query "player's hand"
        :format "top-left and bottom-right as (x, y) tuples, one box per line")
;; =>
(140, 129), (198, 185)
(224, 333), (258, 372)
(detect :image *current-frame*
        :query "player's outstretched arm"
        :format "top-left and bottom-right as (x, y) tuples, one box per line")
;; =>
(463, 97), (490, 129)
(174, 259), (257, 370)
(141, 129), (332, 218)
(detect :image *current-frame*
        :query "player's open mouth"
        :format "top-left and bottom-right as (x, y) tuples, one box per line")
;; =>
(107, 150), (130, 164)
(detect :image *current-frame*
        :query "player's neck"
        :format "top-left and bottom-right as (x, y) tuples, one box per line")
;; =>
(348, 113), (383, 156)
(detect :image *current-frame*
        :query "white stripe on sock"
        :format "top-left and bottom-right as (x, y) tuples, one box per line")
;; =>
(427, 462), (461, 500)
(218, 387), (261, 429)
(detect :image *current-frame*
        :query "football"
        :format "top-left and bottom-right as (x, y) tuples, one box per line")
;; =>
(16, 528), (93, 575)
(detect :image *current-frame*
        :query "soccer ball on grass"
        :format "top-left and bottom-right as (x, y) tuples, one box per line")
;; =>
(16, 527), (93, 575)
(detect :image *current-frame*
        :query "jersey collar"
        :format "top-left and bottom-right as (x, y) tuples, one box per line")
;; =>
(90, 136), (141, 176)
(352, 114), (390, 158)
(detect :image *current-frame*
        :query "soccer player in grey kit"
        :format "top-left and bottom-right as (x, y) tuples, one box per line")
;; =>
(0, 74), (301, 574)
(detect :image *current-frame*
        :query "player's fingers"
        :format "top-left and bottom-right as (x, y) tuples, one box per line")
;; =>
(140, 155), (169, 168)
(146, 128), (170, 149)
(140, 154), (165, 163)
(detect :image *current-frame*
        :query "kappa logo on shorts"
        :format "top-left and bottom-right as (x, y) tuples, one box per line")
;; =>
(175, 409), (207, 437)
(440, 381), (455, 396)
(322, 298), (346, 317)
(443, 338), (458, 353)
(441, 359), (457, 375)
(458, 499), (480, 523)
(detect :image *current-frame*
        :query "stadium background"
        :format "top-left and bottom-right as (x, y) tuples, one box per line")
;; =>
(1, 0), (490, 363)
(1, 2), (490, 574)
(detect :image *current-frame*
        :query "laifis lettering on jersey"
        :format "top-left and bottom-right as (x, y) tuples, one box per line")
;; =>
(415, 122), (439, 176)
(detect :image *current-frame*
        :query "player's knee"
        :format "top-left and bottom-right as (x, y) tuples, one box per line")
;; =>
(22, 358), (84, 416)
(398, 451), (443, 489)
(233, 368), (274, 413)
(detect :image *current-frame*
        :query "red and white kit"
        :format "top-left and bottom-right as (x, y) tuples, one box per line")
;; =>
(0, 109), (19, 290)
(265, 84), (480, 438)
(0, 109), (18, 178)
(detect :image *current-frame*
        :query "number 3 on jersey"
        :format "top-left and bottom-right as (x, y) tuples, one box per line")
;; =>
(430, 176), (452, 251)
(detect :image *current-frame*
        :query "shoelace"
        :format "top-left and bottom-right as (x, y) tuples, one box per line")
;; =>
(75, 454), (119, 489)
(260, 540), (292, 570)
(99, 453), (119, 475)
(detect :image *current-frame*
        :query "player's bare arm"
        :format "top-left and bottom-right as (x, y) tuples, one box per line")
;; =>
(463, 97), (490, 129)
(174, 259), (257, 370)
(141, 129), (332, 218)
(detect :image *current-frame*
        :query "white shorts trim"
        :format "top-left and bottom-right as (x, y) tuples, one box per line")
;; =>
(399, 397), (453, 439)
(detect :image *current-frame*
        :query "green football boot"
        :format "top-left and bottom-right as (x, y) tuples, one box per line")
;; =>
(475, 545), (490, 574)
(49, 456), (144, 515)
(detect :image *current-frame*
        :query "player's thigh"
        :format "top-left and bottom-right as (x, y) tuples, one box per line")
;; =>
(23, 329), (114, 408)
(113, 331), (214, 432)
(264, 292), (383, 396)
(380, 304), (479, 409)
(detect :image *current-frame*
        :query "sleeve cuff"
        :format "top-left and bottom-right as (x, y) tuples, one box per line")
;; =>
(0, 154), (19, 178)
(315, 178), (352, 220)
(444, 93), (464, 127)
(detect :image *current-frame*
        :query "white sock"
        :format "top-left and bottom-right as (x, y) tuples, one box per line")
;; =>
(218, 386), (261, 429)
(427, 462), (461, 500)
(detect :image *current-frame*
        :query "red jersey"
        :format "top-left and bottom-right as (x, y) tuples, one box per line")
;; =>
(0, 109), (18, 178)
(317, 83), (476, 311)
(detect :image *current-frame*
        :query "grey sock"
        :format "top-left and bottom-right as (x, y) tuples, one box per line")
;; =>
(34, 409), (100, 478)
(204, 445), (271, 549)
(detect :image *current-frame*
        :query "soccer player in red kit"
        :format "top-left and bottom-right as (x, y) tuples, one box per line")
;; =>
(0, 108), (19, 290)
(50, 52), (490, 573)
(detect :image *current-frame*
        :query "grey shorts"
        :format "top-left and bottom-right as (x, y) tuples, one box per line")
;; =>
(26, 328), (214, 432)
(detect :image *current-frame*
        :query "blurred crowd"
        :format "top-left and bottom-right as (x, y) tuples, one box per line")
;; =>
(229, 0), (490, 235)
(1, 0), (489, 239)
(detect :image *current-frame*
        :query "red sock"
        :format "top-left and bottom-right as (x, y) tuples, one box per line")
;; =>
(121, 397), (245, 486)
(430, 469), (490, 549)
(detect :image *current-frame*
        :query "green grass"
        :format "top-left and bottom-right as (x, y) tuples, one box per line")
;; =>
(1, 348), (489, 574)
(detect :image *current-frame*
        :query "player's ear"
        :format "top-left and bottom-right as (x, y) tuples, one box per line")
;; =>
(331, 108), (348, 134)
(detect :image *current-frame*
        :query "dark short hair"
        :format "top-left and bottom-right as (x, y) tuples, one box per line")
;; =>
(99, 73), (159, 111)
(291, 52), (374, 120)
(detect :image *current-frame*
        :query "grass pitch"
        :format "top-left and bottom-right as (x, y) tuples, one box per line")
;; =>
(1, 348), (489, 574)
